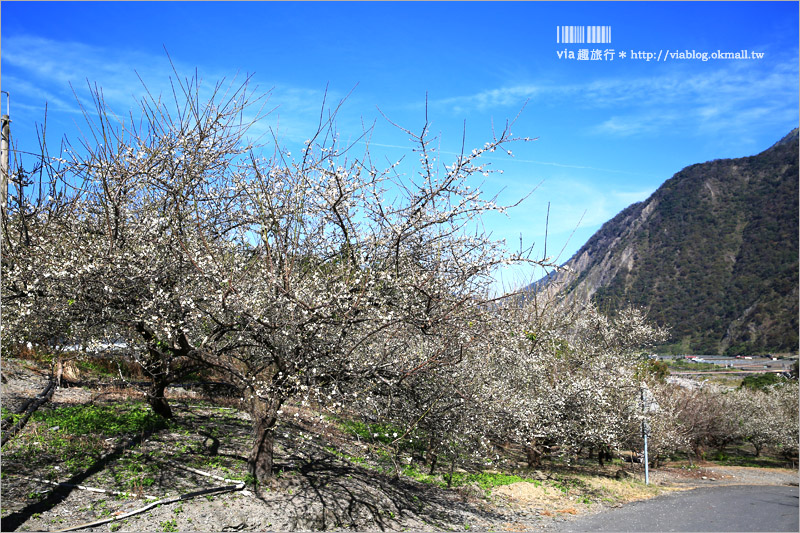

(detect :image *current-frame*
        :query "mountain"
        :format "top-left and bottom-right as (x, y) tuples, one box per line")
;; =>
(540, 130), (799, 355)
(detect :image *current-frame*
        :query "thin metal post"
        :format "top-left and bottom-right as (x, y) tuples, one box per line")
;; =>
(641, 385), (650, 485)
(1, 122), (9, 223)
(643, 419), (650, 485)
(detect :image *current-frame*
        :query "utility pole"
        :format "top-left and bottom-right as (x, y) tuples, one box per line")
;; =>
(1, 91), (10, 225)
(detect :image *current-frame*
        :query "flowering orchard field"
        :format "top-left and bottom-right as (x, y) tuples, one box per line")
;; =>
(2, 72), (797, 486)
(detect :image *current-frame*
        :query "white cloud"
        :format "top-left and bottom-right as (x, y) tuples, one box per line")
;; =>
(588, 62), (798, 138)
(1, 34), (353, 147)
(2, 35), (177, 109)
(434, 85), (540, 113)
(428, 59), (798, 139)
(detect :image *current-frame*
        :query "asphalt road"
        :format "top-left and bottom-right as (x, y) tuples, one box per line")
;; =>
(550, 485), (799, 532)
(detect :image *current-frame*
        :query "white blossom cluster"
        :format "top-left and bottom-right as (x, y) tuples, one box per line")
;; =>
(645, 379), (799, 464)
(9, 73), (788, 484)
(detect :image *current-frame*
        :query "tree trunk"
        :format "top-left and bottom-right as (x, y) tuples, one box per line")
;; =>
(426, 436), (438, 475)
(526, 440), (542, 468)
(446, 456), (456, 488)
(597, 445), (612, 467)
(248, 396), (281, 484)
(56, 358), (64, 388)
(147, 380), (173, 419)
(134, 322), (195, 421)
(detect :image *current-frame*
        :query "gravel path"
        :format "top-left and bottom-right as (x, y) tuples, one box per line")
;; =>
(651, 464), (799, 488)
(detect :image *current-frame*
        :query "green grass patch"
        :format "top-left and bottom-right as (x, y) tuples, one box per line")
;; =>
(107, 451), (161, 491)
(325, 446), (367, 465)
(340, 419), (402, 445)
(31, 403), (169, 436)
(3, 402), (171, 478)
(1, 407), (23, 425)
(401, 465), (440, 485)
(454, 471), (527, 490)
(665, 359), (728, 372)
(708, 448), (791, 468)
(159, 518), (178, 532)
(739, 373), (786, 391)
(401, 464), (528, 490)
(75, 359), (116, 377)
(334, 416), (425, 452)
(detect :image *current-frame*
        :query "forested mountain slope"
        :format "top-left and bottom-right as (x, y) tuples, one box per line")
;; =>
(541, 129), (799, 355)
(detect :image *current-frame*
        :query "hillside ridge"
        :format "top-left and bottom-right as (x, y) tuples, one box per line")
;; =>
(540, 130), (799, 355)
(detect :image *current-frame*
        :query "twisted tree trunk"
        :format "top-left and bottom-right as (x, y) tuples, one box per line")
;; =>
(146, 378), (173, 420)
(526, 438), (543, 468)
(247, 395), (283, 484)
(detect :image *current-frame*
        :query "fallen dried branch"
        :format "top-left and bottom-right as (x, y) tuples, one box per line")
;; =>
(161, 457), (246, 485)
(17, 460), (251, 532)
(10, 474), (159, 500)
(1, 377), (56, 447)
(53, 483), (245, 532)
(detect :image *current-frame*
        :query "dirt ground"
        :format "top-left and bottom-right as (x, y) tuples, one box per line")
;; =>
(1, 358), (797, 532)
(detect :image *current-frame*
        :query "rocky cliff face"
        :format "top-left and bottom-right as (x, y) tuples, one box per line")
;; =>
(540, 130), (799, 355)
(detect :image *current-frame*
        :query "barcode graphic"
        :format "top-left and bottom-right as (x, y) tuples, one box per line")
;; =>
(557, 26), (611, 44)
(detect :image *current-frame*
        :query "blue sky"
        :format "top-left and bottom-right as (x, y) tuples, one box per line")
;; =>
(2, 1), (798, 290)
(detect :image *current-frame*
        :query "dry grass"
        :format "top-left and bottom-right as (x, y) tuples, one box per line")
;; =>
(90, 386), (146, 404)
(492, 471), (672, 520)
(583, 475), (674, 502)
(493, 481), (553, 506)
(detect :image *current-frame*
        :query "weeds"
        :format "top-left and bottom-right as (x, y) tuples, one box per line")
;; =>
(30, 403), (168, 436)
(159, 518), (178, 532)
(336, 418), (425, 455)
(398, 464), (528, 490)
(109, 454), (160, 492)
(457, 472), (527, 490)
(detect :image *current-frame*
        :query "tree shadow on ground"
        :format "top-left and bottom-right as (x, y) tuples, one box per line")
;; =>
(1, 431), (153, 532)
(257, 445), (506, 531)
